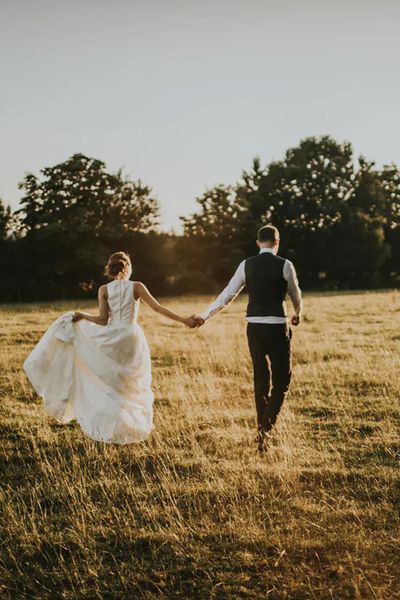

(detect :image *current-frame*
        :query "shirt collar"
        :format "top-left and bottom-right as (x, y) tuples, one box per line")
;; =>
(259, 247), (275, 254)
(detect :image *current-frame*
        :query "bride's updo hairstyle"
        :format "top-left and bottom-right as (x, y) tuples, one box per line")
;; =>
(105, 251), (132, 280)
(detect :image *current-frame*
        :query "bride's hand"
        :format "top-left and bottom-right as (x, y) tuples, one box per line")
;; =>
(72, 312), (85, 323)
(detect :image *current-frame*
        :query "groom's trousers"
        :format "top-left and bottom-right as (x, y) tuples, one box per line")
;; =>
(246, 323), (292, 434)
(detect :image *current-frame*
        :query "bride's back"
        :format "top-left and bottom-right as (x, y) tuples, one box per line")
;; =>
(107, 279), (137, 325)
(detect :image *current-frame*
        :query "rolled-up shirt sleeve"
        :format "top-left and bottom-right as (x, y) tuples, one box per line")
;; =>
(284, 260), (303, 315)
(199, 261), (246, 320)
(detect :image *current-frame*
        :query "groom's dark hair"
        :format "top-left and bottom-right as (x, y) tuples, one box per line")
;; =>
(257, 224), (279, 244)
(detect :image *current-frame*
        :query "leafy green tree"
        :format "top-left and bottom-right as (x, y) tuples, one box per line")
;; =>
(16, 154), (160, 298)
(179, 136), (396, 289)
(378, 164), (400, 283)
(18, 154), (159, 236)
(3, 139), (399, 300)
(330, 158), (391, 287)
(239, 137), (354, 229)
(0, 199), (12, 240)
(237, 136), (357, 284)
(180, 185), (247, 287)
(326, 213), (389, 288)
(0, 199), (22, 301)
(182, 185), (240, 238)
(378, 163), (400, 227)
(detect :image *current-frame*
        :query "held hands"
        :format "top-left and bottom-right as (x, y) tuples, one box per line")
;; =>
(184, 315), (205, 329)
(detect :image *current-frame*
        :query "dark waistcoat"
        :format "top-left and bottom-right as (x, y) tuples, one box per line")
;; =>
(245, 253), (288, 317)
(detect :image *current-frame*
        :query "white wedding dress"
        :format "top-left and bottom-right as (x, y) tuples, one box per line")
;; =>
(23, 279), (154, 444)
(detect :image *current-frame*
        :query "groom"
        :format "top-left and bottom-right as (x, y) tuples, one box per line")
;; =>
(194, 225), (303, 453)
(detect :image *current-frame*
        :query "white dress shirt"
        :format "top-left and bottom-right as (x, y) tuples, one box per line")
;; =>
(199, 248), (303, 324)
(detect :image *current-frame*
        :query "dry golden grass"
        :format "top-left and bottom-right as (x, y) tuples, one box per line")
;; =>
(0, 291), (399, 599)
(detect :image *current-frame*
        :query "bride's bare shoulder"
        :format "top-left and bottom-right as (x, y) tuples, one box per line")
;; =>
(98, 284), (108, 298)
(133, 281), (145, 299)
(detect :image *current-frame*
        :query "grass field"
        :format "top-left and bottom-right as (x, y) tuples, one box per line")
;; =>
(0, 291), (399, 599)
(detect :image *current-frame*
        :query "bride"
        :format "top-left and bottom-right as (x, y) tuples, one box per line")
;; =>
(23, 251), (197, 444)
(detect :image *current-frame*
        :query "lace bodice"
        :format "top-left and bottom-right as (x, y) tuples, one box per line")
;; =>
(107, 279), (138, 325)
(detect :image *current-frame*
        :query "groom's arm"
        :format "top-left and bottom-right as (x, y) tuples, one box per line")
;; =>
(198, 261), (246, 322)
(284, 260), (303, 324)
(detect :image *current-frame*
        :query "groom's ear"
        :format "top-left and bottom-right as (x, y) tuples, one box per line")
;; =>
(256, 240), (261, 249)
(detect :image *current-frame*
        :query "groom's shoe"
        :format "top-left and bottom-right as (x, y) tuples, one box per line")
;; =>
(257, 428), (274, 453)
(256, 430), (268, 454)
(258, 438), (267, 454)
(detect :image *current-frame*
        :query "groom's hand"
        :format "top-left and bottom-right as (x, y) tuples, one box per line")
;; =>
(291, 314), (301, 326)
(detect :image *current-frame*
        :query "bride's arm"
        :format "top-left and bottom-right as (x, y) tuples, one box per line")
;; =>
(72, 286), (110, 325)
(135, 282), (196, 327)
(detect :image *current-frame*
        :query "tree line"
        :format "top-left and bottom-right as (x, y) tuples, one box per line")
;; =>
(0, 136), (399, 302)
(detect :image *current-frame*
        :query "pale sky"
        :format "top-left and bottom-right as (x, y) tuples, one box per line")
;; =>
(1, 0), (399, 231)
